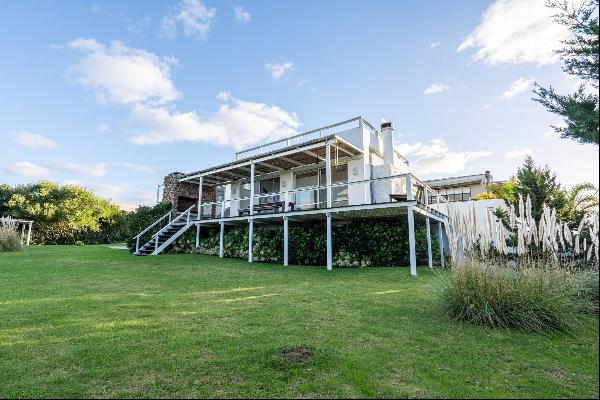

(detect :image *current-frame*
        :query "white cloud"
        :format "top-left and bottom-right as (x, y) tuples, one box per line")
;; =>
(160, 0), (217, 40)
(11, 131), (57, 148)
(501, 77), (533, 99)
(396, 139), (493, 174)
(423, 83), (449, 95)
(4, 161), (50, 177)
(119, 162), (156, 173)
(129, 93), (300, 149)
(430, 41), (440, 48)
(504, 147), (534, 159)
(481, 103), (492, 110)
(234, 6), (251, 23)
(97, 123), (110, 133)
(62, 38), (181, 105)
(92, 183), (126, 200)
(265, 61), (295, 81)
(120, 14), (152, 34)
(457, 0), (572, 66)
(49, 160), (108, 177)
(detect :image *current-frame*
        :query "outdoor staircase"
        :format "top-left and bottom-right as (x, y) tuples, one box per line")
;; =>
(133, 205), (197, 256)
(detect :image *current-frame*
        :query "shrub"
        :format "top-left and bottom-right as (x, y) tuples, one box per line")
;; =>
(75, 240), (85, 246)
(169, 218), (440, 268)
(439, 259), (583, 333)
(0, 223), (22, 252)
(573, 270), (599, 315)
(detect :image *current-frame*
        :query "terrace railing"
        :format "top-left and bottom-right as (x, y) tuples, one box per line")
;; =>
(234, 116), (381, 160)
(197, 173), (450, 220)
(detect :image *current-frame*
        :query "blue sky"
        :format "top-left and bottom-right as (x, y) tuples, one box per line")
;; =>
(1, 0), (598, 208)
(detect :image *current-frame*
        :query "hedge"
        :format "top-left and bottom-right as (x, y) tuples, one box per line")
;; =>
(167, 218), (443, 268)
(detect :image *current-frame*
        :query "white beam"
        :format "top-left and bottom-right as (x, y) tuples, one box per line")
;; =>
(280, 156), (304, 167)
(219, 222), (225, 257)
(438, 221), (445, 268)
(196, 176), (203, 248)
(248, 219), (254, 263)
(426, 217), (433, 269)
(257, 161), (283, 172)
(26, 222), (32, 246)
(406, 175), (413, 201)
(407, 206), (417, 276)
(326, 212), (333, 271)
(325, 142), (332, 209)
(283, 216), (289, 266)
(249, 163), (255, 216)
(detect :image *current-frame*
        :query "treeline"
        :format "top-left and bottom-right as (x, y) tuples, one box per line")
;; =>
(0, 181), (142, 245)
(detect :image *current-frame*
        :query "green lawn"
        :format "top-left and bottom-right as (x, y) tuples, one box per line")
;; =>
(0, 246), (598, 399)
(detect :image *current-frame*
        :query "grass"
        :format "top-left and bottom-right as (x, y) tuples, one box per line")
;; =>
(0, 246), (598, 399)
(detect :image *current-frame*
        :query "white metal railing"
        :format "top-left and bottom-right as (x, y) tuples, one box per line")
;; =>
(235, 116), (381, 160)
(133, 210), (172, 253)
(197, 173), (449, 220)
(151, 204), (196, 253)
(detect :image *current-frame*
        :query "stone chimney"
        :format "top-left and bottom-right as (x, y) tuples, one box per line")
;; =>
(381, 121), (394, 165)
(485, 170), (492, 185)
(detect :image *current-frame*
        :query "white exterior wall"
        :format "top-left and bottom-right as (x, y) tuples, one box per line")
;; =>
(218, 121), (411, 210)
(336, 127), (363, 149)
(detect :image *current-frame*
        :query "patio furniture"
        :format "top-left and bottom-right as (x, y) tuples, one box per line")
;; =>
(238, 201), (295, 216)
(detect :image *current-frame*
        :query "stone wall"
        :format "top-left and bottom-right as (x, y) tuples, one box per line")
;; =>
(162, 172), (216, 213)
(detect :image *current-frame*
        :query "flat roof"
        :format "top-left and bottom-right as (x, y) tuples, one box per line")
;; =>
(425, 173), (488, 188)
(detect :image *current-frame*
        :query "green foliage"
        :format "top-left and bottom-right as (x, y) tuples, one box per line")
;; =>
(439, 260), (585, 333)
(573, 270), (600, 314)
(0, 227), (22, 252)
(1, 181), (128, 244)
(533, 0), (599, 146)
(489, 157), (598, 225)
(172, 218), (441, 268)
(126, 202), (172, 252)
(472, 192), (498, 201)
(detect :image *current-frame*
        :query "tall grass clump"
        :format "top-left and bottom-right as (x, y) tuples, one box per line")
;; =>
(0, 217), (22, 252)
(440, 194), (599, 333)
(440, 259), (583, 332)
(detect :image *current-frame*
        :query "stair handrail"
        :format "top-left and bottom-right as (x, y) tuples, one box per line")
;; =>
(152, 204), (196, 241)
(133, 210), (172, 253)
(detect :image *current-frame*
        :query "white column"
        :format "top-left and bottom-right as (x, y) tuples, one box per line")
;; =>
(20, 224), (25, 245)
(407, 206), (417, 276)
(196, 176), (203, 248)
(248, 219), (254, 263)
(438, 221), (445, 268)
(26, 222), (32, 246)
(249, 163), (255, 216)
(406, 174), (413, 201)
(283, 216), (289, 266)
(426, 217), (433, 269)
(326, 212), (333, 271)
(219, 222), (225, 258)
(325, 142), (332, 209)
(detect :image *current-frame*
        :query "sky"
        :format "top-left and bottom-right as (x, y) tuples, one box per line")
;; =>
(1, 0), (598, 209)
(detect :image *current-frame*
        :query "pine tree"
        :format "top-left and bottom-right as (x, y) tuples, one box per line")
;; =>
(533, 0), (599, 146)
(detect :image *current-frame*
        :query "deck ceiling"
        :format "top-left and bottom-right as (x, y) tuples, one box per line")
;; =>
(182, 136), (362, 186)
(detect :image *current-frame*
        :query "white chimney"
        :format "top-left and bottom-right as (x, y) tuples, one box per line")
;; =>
(381, 121), (394, 165)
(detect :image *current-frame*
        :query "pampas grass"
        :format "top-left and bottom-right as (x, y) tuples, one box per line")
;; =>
(439, 195), (598, 332)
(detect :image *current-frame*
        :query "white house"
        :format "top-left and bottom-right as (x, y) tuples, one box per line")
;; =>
(133, 117), (451, 275)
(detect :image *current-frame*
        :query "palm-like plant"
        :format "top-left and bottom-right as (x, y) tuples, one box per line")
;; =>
(560, 182), (599, 225)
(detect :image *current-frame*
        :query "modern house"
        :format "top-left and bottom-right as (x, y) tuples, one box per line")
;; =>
(133, 117), (451, 275)
(425, 172), (494, 202)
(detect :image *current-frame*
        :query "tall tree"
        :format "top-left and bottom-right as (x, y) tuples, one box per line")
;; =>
(533, 0), (599, 146)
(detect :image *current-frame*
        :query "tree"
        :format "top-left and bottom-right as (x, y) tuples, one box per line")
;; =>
(488, 157), (598, 225)
(533, 0), (599, 146)
(2, 181), (127, 244)
(515, 156), (567, 221)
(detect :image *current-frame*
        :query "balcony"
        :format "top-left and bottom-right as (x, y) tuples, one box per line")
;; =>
(196, 173), (450, 222)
